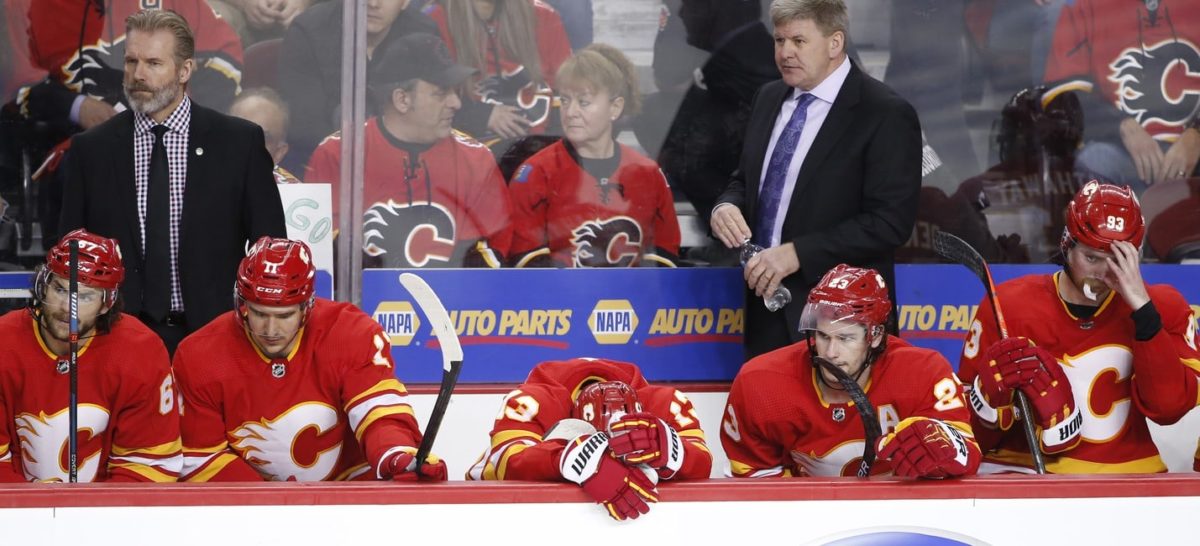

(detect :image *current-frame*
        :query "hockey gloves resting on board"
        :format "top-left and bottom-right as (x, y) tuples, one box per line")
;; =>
(384, 449), (449, 482)
(560, 432), (659, 521)
(975, 337), (1081, 453)
(608, 412), (685, 480)
(877, 417), (980, 478)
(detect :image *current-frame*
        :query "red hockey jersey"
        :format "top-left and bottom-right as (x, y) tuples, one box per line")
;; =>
(428, 0), (570, 135)
(721, 337), (977, 478)
(467, 358), (712, 481)
(175, 299), (424, 482)
(304, 118), (514, 267)
(958, 272), (1200, 473)
(508, 140), (681, 267)
(19, 0), (243, 114)
(0, 311), (180, 483)
(1043, 0), (1200, 140)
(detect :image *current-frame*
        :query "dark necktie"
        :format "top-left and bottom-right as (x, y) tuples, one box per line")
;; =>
(755, 93), (816, 246)
(143, 124), (171, 322)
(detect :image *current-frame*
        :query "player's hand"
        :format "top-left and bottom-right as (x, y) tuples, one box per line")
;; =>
(608, 412), (685, 478)
(877, 417), (976, 479)
(487, 104), (531, 139)
(744, 243), (799, 299)
(385, 451), (448, 482)
(560, 432), (658, 521)
(709, 204), (752, 248)
(1160, 128), (1199, 185)
(1014, 348), (1081, 453)
(979, 337), (1050, 400)
(1120, 117), (1165, 185)
(1104, 240), (1150, 311)
(78, 97), (116, 129)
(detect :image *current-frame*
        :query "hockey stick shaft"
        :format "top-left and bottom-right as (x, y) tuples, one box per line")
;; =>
(68, 240), (79, 483)
(934, 231), (1046, 474)
(399, 273), (463, 478)
(813, 356), (880, 477)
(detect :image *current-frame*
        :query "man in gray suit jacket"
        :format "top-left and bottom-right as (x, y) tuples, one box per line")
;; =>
(61, 9), (285, 354)
(711, 0), (922, 359)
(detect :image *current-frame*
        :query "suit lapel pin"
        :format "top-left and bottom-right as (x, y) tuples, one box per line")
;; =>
(195, 147), (204, 156)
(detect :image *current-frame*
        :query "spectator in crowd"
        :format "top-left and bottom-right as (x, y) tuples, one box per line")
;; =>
(0, 230), (180, 483)
(429, 0), (571, 151)
(279, 0), (436, 173)
(208, 0), (316, 45)
(545, 0), (592, 51)
(229, 87), (301, 183)
(304, 33), (513, 268)
(958, 181), (1200, 474)
(1043, 0), (1200, 192)
(709, 0), (921, 358)
(507, 44), (680, 268)
(60, 9), (285, 354)
(468, 357), (712, 520)
(721, 264), (981, 479)
(175, 237), (445, 482)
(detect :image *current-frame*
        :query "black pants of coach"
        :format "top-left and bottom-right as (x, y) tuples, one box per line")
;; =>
(141, 311), (188, 360)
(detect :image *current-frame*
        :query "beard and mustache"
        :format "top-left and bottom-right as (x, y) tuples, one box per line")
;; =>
(124, 75), (183, 116)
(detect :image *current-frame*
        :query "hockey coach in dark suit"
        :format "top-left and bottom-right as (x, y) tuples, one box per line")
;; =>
(710, 0), (922, 359)
(61, 9), (285, 353)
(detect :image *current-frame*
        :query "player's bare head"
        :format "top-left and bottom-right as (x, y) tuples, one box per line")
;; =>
(556, 44), (641, 120)
(1060, 181), (1145, 300)
(32, 230), (125, 343)
(573, 380), (641, 431)
(235, 237), (316, 330)
(230, 88), (290, 164)
(800, 265), (890, 379)
(770, 0), (848, 41)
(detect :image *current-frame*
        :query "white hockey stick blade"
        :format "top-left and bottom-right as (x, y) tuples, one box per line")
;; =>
(399, 273), (463, 371)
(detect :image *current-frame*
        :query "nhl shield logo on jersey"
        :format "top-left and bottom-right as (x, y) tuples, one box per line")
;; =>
(571, 217), (644, 267)
(363, 201), (457, 267)
(1107, 39), (1200, 128)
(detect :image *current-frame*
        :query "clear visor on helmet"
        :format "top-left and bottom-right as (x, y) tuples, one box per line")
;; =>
(799, 300), (872, 337)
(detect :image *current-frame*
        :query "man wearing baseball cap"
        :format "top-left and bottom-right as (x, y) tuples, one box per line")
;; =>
(305, 33), (514, 268)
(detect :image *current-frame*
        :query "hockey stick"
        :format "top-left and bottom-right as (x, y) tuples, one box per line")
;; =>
(399, 273), (463, 479)
(813, 356), (880, 477)
(934, 231), (1046, 474)
(67, 240), (80, 483)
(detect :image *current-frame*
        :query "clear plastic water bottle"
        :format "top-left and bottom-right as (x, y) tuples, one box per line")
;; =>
(739, 240), (792, 312)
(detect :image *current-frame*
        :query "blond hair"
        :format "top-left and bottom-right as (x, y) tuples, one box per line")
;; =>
(555, 43), (641, 118)
(444, 0), (543, 85)
(770, 0), (849, 38)
(125, 9), (195, 64)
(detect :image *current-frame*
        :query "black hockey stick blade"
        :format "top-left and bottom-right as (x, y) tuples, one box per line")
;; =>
(932, 231), (1045, 474)
(813, 356), (880, 477)
(68, 239), (80, 483)
(399, 273), (463, 478)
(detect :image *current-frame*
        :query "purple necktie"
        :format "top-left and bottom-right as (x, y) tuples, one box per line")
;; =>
(755, 92), (815, 246)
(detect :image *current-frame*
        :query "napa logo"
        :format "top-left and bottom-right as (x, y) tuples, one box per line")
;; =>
(807, 526), (986, 546)
(589, 300), (638, 344)
(898, 304), (980, 334)
(372, 301), (421, 346)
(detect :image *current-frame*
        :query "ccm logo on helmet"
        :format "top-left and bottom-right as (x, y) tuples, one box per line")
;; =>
(257, 287), (284, 295)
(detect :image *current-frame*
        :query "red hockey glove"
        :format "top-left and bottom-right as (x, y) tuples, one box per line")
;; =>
(1017, 352), (1081, 454)
(608, 412), (685, 478)
(979, 337), (1047, 401)
(877, 417), (978, 479)
(560, 432), (658, 521)
(385, 451), (448, 482)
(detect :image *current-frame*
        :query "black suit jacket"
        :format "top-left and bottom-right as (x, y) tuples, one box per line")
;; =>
(60, 102), (287, 333)
(717, 60), (922, 357)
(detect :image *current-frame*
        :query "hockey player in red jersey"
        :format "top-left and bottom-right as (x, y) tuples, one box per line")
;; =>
(1042, 0), (1200, 188)
(174, 237), (445, 482)
(959, 181), (1200, 473)
(721, 264), (981, 479)
(0, 230), (181, 482)
(467, 358), (712, 520)
(507, 44), (681, 268)
(304, 33), (513, 268)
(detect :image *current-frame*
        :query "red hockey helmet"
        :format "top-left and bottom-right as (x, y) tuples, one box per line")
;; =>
(573, 381), (642, 431)
(34, 229), (125, 306)
(1063, 181), (1145, 253)
(234, 237), (316, 327)
(799, 264), (891, 335)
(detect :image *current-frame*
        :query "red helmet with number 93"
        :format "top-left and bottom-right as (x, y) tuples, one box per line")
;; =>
(573, 381), (642, 431)
(234, 237), (316, 328)
(1063, 181), (1145, 253)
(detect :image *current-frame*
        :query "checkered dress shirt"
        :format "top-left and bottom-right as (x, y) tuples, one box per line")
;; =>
(133, 96), (191, 312)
